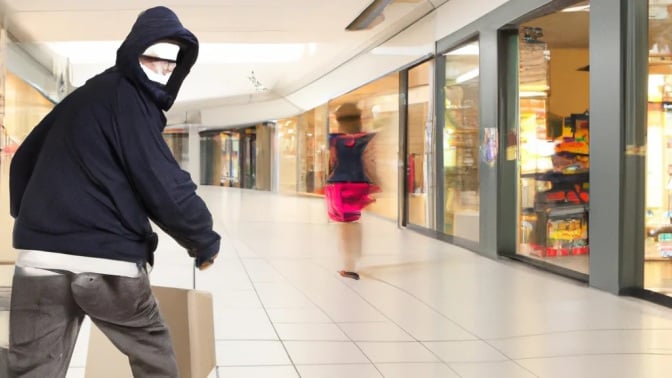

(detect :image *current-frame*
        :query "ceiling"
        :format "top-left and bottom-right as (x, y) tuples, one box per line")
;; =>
(522, 7), (589, 49)
(0, 0), (446, 116)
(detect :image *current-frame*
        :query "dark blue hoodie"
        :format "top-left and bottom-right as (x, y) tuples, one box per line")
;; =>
(9, 6), (220, 267)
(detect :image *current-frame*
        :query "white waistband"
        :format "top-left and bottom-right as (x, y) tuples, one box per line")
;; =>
(16, 250), (141, 278)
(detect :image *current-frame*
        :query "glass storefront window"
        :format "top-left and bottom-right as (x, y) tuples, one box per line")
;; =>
(329, 73), (400, 221)
(199, 126), (264, 189)
(276, 117), (298, 193)
(516, 6), (590, 274)
(443, 40), (480, 242)
(163, 130), (189, 170)
(645, 0), (672, 296)
(297, 106), (328, 194)
(255, 123), (273, 191)
(220, 131), (241, 188)
(407, 60), (434, 228)
(239, 128), (256, 189)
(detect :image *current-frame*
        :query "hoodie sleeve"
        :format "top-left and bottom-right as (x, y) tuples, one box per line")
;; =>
(9, 109), (59, 218)
(113, 81), (220, 263)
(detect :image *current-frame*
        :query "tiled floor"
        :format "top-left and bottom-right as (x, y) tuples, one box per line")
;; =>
(3, 186), (672, 377)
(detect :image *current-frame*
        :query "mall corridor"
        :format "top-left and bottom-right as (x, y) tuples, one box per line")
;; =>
(2, 185), (670, 377)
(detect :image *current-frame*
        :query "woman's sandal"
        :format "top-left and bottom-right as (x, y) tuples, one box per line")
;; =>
(338, 270), (360, 280)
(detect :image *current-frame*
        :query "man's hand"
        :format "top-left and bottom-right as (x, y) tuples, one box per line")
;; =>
(196, 253), (218, 270)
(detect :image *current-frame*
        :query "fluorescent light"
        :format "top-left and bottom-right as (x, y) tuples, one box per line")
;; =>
(455, 68), (479, 84)
(445, 44), (479, 56)
(520, 91), (548, 98)
(562, 5), (590, 12)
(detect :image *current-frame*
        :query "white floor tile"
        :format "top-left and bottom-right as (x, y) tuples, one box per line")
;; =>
(211, 290), (263, 310)
(254, 283), (316, 308)
(449, 361), (538, 378)
(284, 341), (369, 364)
(216, 365), (299, 378)
(296, 363), (383, 378)
(215, 340), (290, 366)
(489, 329), (672, 359)
(214, 308), (277, 340)
(242, 258), (289, 283)
(376, 362), (460, 378)
(338, 322), (414, 342)
(423, 340), (509, 362)
(274, 323), (349, 341)
(196, 257), (255, 291)
(517, 354), (672, 378)
(357, 341), (439, 363)
(267, 308), (332, 323)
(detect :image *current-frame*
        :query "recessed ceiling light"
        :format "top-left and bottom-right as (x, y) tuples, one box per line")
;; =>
(562, 5), (590, 12)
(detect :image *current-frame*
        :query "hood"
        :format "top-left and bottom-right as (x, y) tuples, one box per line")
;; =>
(116, 6), (198, 111)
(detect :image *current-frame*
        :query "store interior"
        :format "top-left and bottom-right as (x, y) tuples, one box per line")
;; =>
(516, 3), (590, 275)
(515, 1), (672, 296)
(646, 0), (672, 296)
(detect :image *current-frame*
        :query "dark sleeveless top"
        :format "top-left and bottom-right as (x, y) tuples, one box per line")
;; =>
(327, 132), (375, 183)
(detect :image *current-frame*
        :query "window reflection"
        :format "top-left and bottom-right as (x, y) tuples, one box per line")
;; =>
(297, 106), (328, 194)
(407, 60), (434, 228)
(443, 40), (480, 241)
(276, 118), (298, 193)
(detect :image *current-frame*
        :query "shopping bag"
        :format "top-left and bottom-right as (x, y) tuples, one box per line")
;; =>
(85, 286), (216, 378)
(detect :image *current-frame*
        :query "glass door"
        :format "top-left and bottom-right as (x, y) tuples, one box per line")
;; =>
(515, 4), (590, 275)
(442, 40), (480, 242)
(241, 128), (256, 189)
(406, 60), (434, 229)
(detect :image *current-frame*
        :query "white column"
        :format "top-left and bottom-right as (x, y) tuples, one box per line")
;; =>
(188, 124), (201, 185)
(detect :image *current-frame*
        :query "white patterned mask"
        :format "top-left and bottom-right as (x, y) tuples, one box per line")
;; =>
(140, 62), (172, 85)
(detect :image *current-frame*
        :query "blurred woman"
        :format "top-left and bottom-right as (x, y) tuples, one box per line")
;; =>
(325, 103), (379, 280)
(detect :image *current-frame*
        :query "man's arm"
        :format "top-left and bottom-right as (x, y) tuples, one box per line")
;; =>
(114, 86), (220, 267)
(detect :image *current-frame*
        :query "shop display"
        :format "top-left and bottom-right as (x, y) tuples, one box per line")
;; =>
(519, 112), (590, 258)
(645, 1), (672, 296)
(516, 27), (591, 262)
(645, 94), (672, 260)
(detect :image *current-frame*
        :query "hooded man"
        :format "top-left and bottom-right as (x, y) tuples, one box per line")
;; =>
(7, 7), (219, 377)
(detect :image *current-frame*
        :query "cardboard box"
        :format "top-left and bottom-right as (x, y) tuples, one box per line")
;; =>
(85, 286), (216, 378)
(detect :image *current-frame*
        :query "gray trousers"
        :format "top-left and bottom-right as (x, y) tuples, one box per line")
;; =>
(7, 266), (178, 378)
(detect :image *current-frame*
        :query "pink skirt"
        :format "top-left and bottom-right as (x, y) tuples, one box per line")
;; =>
(325, 183), (379, 222)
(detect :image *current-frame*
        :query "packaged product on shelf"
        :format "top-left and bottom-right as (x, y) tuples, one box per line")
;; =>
(655, 226), (672, 258)
(545, 210), (589, 257)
